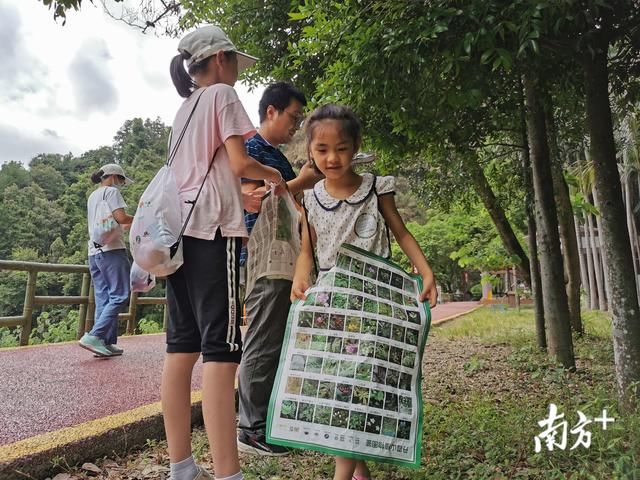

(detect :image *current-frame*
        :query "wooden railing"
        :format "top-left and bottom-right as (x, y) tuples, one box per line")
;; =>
(0, 260), (166, 346)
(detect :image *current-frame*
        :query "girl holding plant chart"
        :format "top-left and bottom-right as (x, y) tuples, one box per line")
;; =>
(290, 104), (437, 480)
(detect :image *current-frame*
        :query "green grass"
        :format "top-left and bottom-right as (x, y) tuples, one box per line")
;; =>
(435, 305), (612, 346)
(420, 391), (639, 479)
(420, 306), (639, 480)
(435, 305), (540, 346)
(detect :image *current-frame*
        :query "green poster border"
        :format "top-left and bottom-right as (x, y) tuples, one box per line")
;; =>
(266, 244), (432, 469)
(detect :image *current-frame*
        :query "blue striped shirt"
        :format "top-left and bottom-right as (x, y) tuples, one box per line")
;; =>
(240, 133), (296, 266)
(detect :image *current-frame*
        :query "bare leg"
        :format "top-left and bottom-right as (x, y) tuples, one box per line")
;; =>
(334, 456), (357, 480)
(161, 352), (200, 462)
(353, 460), (371, 479)
(202, 362), (241, 478)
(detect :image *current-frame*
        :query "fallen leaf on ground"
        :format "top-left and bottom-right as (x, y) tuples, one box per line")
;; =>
(52, 474), (72, 480)
(81, 462), (102, 474)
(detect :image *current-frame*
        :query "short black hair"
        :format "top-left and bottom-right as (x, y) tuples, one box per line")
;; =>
(305, 104), (362, 149)
(258, 82), (307, 123)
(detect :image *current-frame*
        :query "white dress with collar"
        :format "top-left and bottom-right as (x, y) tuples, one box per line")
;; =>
(303, 173), (395, 271)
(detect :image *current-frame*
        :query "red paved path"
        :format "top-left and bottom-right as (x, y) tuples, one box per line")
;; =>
(0, 301), (478, 447)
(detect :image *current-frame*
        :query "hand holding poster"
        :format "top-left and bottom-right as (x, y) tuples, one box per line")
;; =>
(267, 244), (431, 468)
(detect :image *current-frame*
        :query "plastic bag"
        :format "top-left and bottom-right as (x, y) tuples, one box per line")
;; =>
(130, 261), (156, 293)
(130, 166), (184, 276)
(90, 196), (122, 247)
(245, 191), (301, 296)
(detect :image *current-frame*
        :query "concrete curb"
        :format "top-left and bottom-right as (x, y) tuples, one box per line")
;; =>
(0, 393), (203, 480)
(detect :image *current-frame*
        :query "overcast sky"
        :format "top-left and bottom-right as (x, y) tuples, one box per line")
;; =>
(0, 0), (264, 165)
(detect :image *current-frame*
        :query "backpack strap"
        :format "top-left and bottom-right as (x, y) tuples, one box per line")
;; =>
(301, 196), (319, 280)
(163, 88), (218, 259)
(373, 175), (392, 258)
(166, 89), (206, 167)
(170, 145), (219, 258)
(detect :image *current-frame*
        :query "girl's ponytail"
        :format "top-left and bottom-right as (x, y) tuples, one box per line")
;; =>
(90, 170), (104, 184)
(170, 53), (196, 98)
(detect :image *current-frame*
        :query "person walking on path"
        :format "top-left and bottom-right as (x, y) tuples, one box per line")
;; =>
(237, 82), (323, 456)
(163, 25), (285, 480)
(80, 163), (133, 358)
(290, 104), (438, 480)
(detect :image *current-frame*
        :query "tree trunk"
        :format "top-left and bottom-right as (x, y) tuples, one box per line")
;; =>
(624, 173), (640, 300)
(593, 187), (612, 309)
(557, 172), (584, 332)
(520, 115), (546, 349)
(467, 158), (531, 284)
(531, 213), (547, 349)
(635, 174), (640, 272)
(574, 218), (590, 309)
(524, 71), (575, 369)
(513, 265), (521, 311)
(587, 205), (607, 311)
(583, 210), (599, 309)
(545, 99), (583, 333)
(584, 43), (640, 411)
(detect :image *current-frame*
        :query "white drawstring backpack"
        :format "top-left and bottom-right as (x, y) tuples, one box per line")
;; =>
(130, 90), (217, 276)
(90, 188), (122, 248)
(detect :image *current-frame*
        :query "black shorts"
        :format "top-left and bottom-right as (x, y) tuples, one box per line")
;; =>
(166, 233), (242, 363)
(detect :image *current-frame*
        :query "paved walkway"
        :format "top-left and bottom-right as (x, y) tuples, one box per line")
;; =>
(429, 300), (481, 326)
(0, 301), (479, 448)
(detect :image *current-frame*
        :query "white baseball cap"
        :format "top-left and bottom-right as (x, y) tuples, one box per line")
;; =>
(178, 25), (258, 72)
(100, 163), (133, 184)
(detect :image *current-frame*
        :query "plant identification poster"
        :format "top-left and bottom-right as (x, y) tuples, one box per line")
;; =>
(267, 244), (431, 467)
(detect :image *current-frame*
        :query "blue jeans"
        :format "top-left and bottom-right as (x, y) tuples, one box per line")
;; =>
(89, 249), (131, 345)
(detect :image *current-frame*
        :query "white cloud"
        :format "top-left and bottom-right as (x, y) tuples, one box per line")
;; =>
(0, 3), (50, 102)
(69, 38), (119, 117)
(0, 0), (264, 166)
(0, 124), (74, 163)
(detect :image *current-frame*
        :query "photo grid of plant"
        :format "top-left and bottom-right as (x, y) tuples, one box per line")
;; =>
(269, 246), (429, 465)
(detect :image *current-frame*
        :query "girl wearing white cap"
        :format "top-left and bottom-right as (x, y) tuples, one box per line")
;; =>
(79, 163), (133, 358)
(163, 25), (284, 480)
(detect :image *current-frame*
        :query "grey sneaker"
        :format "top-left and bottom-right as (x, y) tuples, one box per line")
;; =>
(93, 344), (123, 358)
(79, 333), (112, 357)
(193, 465), (214, 480)
(106, 344), (123, 355)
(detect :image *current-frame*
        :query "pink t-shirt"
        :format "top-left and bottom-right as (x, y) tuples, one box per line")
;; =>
(170, 84), (256, 239)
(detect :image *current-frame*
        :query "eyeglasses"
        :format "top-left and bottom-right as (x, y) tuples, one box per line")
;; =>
(284, 110), (305, 128)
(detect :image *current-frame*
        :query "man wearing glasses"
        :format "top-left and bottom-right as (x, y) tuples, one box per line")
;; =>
(238, 82), (322, 455)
